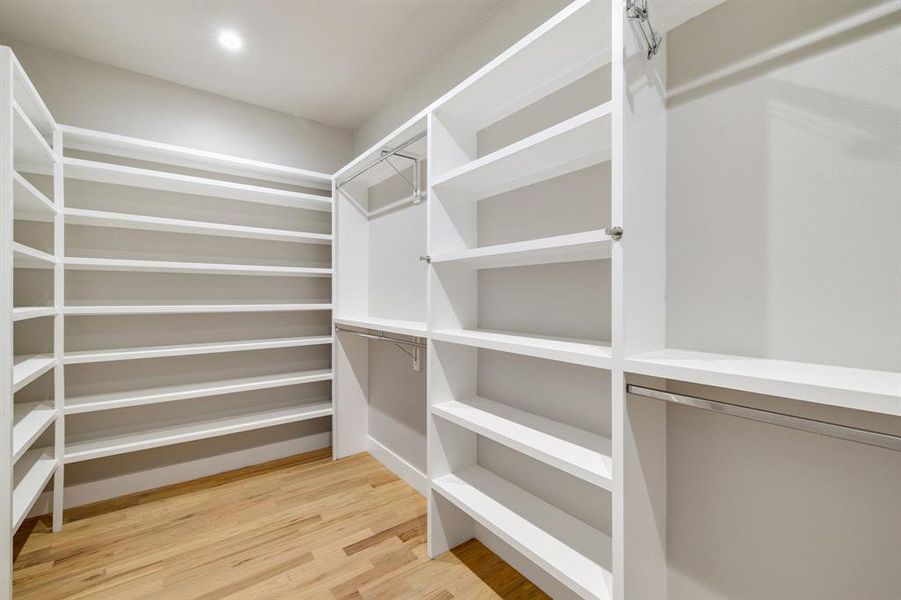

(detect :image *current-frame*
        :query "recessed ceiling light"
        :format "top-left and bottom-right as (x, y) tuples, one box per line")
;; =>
(218, 30), (243, 52)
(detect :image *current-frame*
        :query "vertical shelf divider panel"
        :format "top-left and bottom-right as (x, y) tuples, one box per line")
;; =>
(0, 46), (14, 600)
(52, 127), (65, 532)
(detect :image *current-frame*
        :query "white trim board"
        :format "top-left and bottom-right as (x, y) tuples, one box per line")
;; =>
(367, 436), (428, 496)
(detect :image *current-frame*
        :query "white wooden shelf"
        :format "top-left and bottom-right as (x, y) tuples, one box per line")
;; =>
(65, 368), (333, 414)
(624, 349), (901, 417)
(65, 303), (332, 316)
(64, 256), (332, 278)
(432, 397), (612, 490)
(432, 466), (612, 600)
(12, 306), (56, 322)
(12, 448), (56, 531)
(13, 354), (55, 393)
(438, 0), (608, 130)
(12, 402), (57, 463)
(334, 315), (427, 337)
(13, 171), (55, 221)
(12, 55), (55, 138)
(64, 208), (331, 244)
(65, 335), (332, 365)
(430, 230), (613, 270)
(12, 101), (55, 173)
(431, 103), (612, 200)
(63, 157), (333, 212)
(12, 242), (55, 269)
(60, 124), (332, 189)
(431, 328), (611, 369)
(65, 401), (334, 463)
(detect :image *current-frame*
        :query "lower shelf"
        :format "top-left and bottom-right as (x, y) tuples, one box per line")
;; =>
(65, 303), (333, 316)
(13, 448), (57, 531)
(65, 401), (333, 463)
(12, 306), (57, 322)
(13, 402), (57, 463)
(624, 348), (901, 416)
(65, 369), (333, 414)
(432, 397), (612, 490)
(431, 328), (611, 369)
(432, 466), (612, 600)
(13, 354), (55, 392)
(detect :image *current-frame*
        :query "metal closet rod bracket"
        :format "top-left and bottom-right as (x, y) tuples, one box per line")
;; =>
(336, 131), (427, 204)
(335, 324), (426, 371)
(625, 0), (662, 60)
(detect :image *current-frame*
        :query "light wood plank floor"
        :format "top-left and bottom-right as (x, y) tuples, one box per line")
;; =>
(13, 450), (549, 599)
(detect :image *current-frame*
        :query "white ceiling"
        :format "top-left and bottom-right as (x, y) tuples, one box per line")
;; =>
(0, 0), (502, 131)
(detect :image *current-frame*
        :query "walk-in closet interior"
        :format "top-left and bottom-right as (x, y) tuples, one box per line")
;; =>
(1, 0), (899, 598)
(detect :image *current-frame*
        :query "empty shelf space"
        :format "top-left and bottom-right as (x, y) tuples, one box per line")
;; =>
(431, 328), (611, 369)
(13, 402), (57, 463)
(13, 171), (56, 220)
(64, 208), (332, 244)
(65, 401), (334, 463)
(430, 230), (613, 269)
(13, 242), (55, 269)
(432, 397), (612, 490)
(13, 354), (55, 393)
(432, 465), (612, 599)
(624, 349), (901, 417)
(334, 315), (427, 337)
(65, 335), (332, 364)
(13, 101), (55, 172)
(13, 306), (57, 322)
(431, 103), (612, 199)
(13, 448), (56, 531)
(63, 157), (333, 211)
(65, 303), (333, 316)
(65, 368), (333, 414)
(60, 124), (332, 189)
(64, 256), (332, 278)
(439, 0), (607, 130)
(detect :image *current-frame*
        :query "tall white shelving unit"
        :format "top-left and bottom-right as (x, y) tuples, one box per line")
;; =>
(333, 1), (900, 598)
(1, 46), (62, 599)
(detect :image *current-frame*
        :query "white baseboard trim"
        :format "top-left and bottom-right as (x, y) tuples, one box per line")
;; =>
(367, 435), (428, 496)
(30, 432), (331, 517)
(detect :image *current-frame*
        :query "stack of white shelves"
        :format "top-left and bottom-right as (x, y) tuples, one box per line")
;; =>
(58, 125), (335, 475)
(2, 48), (63, 598)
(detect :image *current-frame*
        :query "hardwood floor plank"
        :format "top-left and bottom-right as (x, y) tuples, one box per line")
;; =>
(13, 450), (550, 599)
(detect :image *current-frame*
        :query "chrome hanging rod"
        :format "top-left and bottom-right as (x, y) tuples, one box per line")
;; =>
(625, 0), (662, 60)
(336, 131), (427, 191)
(335, 324), (425, 371)
(626, 385), (901, 452)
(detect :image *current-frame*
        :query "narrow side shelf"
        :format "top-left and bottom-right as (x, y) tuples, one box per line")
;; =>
(65, 336), (333, 365)
(432, 465), (612, 600)
(13, 354), (55, 392)
(334, 315), (427, 338)
(432, 397), (612, 490)
(65, 369), (333, 414)
(12, 448), (56, 531)
(12, 306), (56, 322)
(65, 401), (334, 463)
(13, 102), (55, 173)
(64, 257), (331, 278)
(431, 328), (611, 369)
(65, 303), (333, 316)
(63, 157), (333, 212)
(430, 230), (613, 270)
(13, 242), (55, 269)
(624, 349), (901, 417)
(13, 172), (55, 221)
(431, 103), (612, 199)
(12, 402), (57, 463)
(64, 208), (332, 244)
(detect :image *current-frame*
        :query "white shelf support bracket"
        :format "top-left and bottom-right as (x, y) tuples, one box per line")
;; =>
(625, 0), (662, 59)
(605, 226), (624, 241)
